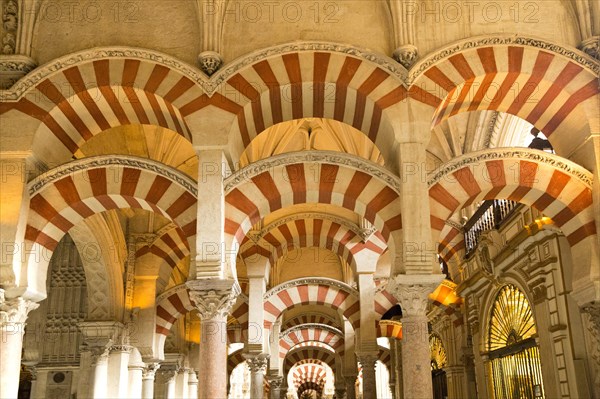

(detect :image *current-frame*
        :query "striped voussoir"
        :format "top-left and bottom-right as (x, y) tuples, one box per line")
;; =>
(429, 149), (596, 249)
(437, 223), (464, 265)
(291, 361), (329, 387)
(136, 227), (191, 294)
(279, 325), (344, 359)
(224, 154), (403, 255)
(285, 347), (336, 375)
(227, 348), (246, 376)
(0, 58), (204, 160)
(155, 285), (195, 336)
(25, 157), (197, 258)
(374, 286), (398, 317)
(412, 45), (599, 136)
(240, 217), (387, 270)
(282, 313), (341, 331)
(378, 346), (391, 370)
(225, 51), (407, 158)
(263, 279), (360, 330)
(377, 320), (403, 340)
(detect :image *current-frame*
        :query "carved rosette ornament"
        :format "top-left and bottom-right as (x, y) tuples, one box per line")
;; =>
(244, 353), (270, 373)
(198, 50), (223, 76)
(0, 290), (39, 327)
(392, 44), (419, 69)
(387, 274), (444, 316)
(187, 279), (240, 320)
(578, 36), (600, 60)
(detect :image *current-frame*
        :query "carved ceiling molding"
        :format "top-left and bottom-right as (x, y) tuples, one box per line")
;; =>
(264, 277), (359, 301)
(409, 34), (600, 84)
(427, 148), (593, 188)
(280, 323), (343, 340)
(224, 150), (402, 194)
(27, 155), (198, 197)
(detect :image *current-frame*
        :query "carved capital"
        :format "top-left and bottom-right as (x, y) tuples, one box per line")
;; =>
(268, 375), (283, 389)
(198, 51), (223, 76)
(142, 363), (161, 380)
(110, 344), (133, 354)
(0, 55), (36, 89)
(578, 36), (600, 60)
(244, 353), (270, 373)
(582, 302), (600, 336)
(187, 279), (240, 320)
(393, 45), (419, 69)
(0, 292), (39, 325)
(387, 274), (444, 316)
(356, 353), (379, 370)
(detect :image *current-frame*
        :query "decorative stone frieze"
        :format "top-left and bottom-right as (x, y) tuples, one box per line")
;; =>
(224, 150), (402, 194)
(0, 55), (36, 89)
(28, 155), (198, 197)
(428, 148), (593, 188)
(187, 279), (240, 320)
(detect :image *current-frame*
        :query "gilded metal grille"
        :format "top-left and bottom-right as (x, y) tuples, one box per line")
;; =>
(490, 345), (545, 399)
(430, 334), (448, 371)
(488, 285), (544, 398)
(489, 285), (536, 352)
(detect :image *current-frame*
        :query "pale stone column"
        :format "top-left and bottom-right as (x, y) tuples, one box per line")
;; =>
(356, 353), (378, 399)
(127, 362), (144, 399)
(90, 348), (110, 398)
(344, 376), (357, 399)
(141, 363), (161, 399)
(107, 345), (132, 398)
(195, 149), (231, 279)
(388, 275), (444, 399)
(267, 375), (283, 399)
(160, 369), (177, 399)
(245, 353), (269, 399)
(175, 368), (189, 398)
(0, 292), (39, 399)
(188, 370), (199, 399)
(389, 337), (402, 399)
(188, 279), (240, 399)
(582, 302), (600, 398)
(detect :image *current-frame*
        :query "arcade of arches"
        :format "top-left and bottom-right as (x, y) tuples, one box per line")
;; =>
(1, 1), (599, 399)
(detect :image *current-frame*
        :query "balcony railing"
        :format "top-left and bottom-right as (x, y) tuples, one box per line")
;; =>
(464, 199), (518, 257)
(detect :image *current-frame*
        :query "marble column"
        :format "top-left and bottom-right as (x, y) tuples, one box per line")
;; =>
(188, 370), (199, 399)
(89, 347), (110, 398)
(188, 279), (239, 399)
(128, 362), (144, 399)
(160, 369), (178, 399)
(107, 345), (132, 398)
(0, 293), (38, 399)
(267, 375), (283, 399)
(344, 376), (357, 399)
(245, 353), (269, 399)
(357, 353), (378, 399)
(388, 275), (444, 399)
(175, 368), (189, 398)
(142, 363), (160, 399)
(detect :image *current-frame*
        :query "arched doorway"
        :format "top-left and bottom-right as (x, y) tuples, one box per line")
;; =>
(488, 285), (545, 399)
(430, 334), (448, 399)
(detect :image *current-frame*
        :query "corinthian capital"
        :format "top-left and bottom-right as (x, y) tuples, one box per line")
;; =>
(0, 291), (39, 325)
(387, 274), (444, 316)
(187, 279), (240, 320)
(244, 353), (270, 373)
(356, 352), (379, 370)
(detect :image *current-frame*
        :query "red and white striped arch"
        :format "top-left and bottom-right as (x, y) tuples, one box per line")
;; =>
(437, 223), (464, 266)
(224, 152), (403, 268)
(377, 320), (403, 340)
(292, 363), (328, 393)
(279, 324), (344, 359)
(240, 217), (387, 271)
(227, 348), (246, 377)
(410, 38), (599, 152)
(263, 278), (361, 330)
(282, 313), (341, 331)
(286, 348), (336, 375)
(23, 156), (197, 300)
(154, 285), (195, 336)
(223, 49), (408, 163)
(428, 149), (595, 249)
(373, 283), (398, 317)
(0, 52), (209, 163)
(136, 227), (191, 295)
